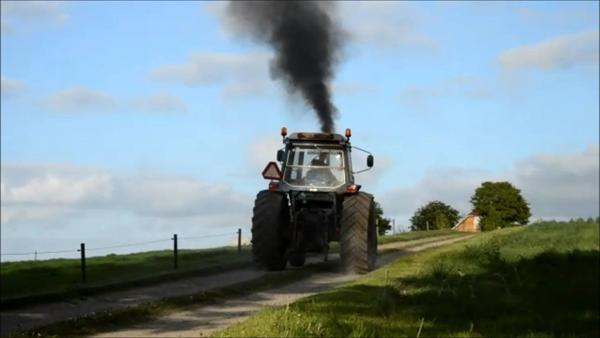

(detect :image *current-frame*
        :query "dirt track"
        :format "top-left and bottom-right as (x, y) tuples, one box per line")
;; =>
(0, 235), (472, 337)
(93, 235), (473, 338)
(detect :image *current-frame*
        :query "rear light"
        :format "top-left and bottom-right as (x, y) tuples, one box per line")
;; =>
(268, 182), (279, 191)
(346, 184), (361, 193)
(262, 161), (282, 180)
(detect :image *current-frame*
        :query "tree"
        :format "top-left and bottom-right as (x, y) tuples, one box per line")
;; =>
(470, 181), (531, 230)
(375, 201), (392, 235)
(410, 201), (460, 231)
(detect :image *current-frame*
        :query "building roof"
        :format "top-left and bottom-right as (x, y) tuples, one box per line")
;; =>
(452, 211), (481, 231)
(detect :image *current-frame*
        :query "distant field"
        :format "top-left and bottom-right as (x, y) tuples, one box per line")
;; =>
(0, 229), (458, 303)
(215, 219), (600, 337)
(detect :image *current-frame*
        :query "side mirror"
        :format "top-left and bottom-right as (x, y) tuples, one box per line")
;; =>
(277, 150), (285, 162)
(367, 155), (374, 168)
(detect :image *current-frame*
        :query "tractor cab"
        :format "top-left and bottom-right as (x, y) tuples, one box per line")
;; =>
(263, 128), (373, 194)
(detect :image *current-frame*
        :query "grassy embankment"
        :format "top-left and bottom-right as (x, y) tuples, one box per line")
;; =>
(0, 247), (253, 306)
(216, 219), (600, 337)
(1, 229), (456, 305)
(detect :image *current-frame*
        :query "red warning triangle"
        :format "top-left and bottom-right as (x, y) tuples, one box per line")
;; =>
(262, 161), (282, 180)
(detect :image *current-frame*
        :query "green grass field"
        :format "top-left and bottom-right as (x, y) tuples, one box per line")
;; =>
(0, 229), (456, 304)
(0, 246), (252, 304)
(215, 219), (600, 337)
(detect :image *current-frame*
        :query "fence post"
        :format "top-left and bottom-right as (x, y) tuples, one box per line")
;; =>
(237, 228), (242, 253)
(173, 234), (178, 269)
(34, 250), (37, 261)
(80, 243), (86, 283)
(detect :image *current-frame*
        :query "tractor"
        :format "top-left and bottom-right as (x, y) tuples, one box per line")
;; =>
(251, 127), (377, 273)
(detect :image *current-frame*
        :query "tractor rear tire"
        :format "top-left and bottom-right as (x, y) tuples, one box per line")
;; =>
(288, 252), (306, 267)
(251, 190), (289, 271)
(340, 192), (377, 273)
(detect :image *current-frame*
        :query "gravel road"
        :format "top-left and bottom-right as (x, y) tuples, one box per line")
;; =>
(0, 234), (472, 337)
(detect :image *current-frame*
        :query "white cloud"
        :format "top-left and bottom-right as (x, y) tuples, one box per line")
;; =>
(498, 30), (599, 71)
(1, 75), (25, 98)
(1, 1), (69, 35)
(1, 163), (113, 206)
(382, 145), (599, 226)
(0, 205), (77, 226)
(337, 2), (435, 52)
(150, 52), (270, 85)
(515, 145), (599, 219)
(1, 162), (251, 226)
(150, 51), (274, 98)
(116, 175), (248, 219)
(222, 79), (272, 99)
(6, 172), (113, 206)
(359, 155), (393, 188)
(129, 93), (187, 113)
(1, 163), (113, 227)
(45, 86), (187, 114)
(247, 135), (285, 173)
(47, 86), (116, 113)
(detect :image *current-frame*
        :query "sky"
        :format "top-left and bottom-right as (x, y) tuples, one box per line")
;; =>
(1, 1), (598, 261)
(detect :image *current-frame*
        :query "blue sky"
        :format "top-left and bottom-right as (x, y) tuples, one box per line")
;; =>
(1, 1), (598, 260)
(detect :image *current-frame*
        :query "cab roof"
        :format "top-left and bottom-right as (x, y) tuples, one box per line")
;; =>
(286, 132), (347, 144)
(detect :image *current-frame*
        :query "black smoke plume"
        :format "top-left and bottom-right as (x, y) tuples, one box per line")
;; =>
(226, 2), (342, 132)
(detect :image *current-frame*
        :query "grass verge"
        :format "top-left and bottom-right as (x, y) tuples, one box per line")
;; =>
(215, 219), (600, 337)
(1, 246), (252, 308)
(7, 262), (337, 338)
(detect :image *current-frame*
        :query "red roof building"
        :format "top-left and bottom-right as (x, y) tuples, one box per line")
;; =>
(452, 211), (481, 232)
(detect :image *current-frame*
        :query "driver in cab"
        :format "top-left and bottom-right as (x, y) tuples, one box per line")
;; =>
(305, 153), (338, 186)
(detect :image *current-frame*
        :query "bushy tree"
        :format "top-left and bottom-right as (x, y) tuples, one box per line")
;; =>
(375, 201), (392, 235)
(471, 181), (531, 230)
(410, 201), (460, 231)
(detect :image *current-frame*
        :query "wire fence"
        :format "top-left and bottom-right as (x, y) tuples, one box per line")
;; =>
(84, 238), (173, 253)
(0, 229), (245, 282)
(0, 248), (78, 257)
(0, 232), (237, 257)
